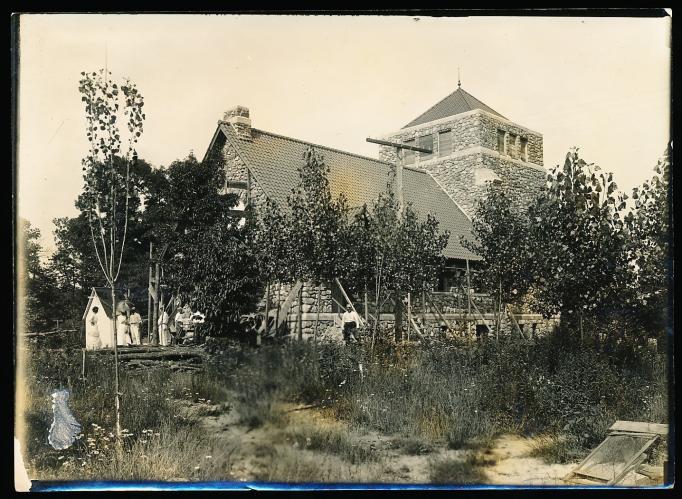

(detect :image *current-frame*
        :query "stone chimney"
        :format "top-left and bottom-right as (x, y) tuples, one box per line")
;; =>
(222, 105), (252, 141)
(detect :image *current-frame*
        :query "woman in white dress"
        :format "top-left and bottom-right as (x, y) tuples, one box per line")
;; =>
(158, 310), (171, 346)
(116, 312), (132, 345)
(87, 306), (102, 349)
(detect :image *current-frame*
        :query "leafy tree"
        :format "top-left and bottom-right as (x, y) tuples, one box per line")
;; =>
(462, 186), (534, 305)
(348, 179), (449, 343)
(159, 152), (262, 336)
(50, 157), (164, 322)
(286, 147), (350, 339)
(78, 68), (145, 441)
(253, 199), (294, 341)
(527, 148), (630, 339)
(625, 148), (672, 343)
(20, 219), (61, 332)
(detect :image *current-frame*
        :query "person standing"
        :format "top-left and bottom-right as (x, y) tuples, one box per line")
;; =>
(129, 307), (142, 345)
(341, 303), (362, 343)
(158, 309), (170, 346)
(87, 306), (101, 349)
(117, 312), (132, 346)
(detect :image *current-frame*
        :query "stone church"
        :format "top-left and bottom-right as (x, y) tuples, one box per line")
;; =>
(202, 85), (548, 337)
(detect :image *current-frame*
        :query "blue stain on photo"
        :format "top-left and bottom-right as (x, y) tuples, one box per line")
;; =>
(48, 389), (82, 451)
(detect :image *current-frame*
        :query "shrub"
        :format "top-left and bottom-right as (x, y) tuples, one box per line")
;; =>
(428, 452), (488, 484)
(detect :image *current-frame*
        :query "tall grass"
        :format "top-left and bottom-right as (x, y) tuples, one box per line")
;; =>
(218, 329), (668, 455)
(19, 345), (228, 481)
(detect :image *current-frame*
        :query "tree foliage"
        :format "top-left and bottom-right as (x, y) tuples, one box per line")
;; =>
(467, 147), (671, 343)
(159, 153), (261, 335)
(20, 219), (61, 332)
(286, 147), (350, 286)
(624, 148), (671, 337)
(527, 148), (630, 321)
(462, 187), (533, 304)
(78, 69), (145, 288)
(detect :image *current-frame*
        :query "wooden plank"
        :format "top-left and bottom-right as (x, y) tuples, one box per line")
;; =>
(506, 304), (527, 340)
(609, 421), (668, 436)
(261, 281), (303, 334)
(409, 317), (424, 339)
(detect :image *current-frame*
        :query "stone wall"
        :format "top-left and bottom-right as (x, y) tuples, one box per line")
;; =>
(379, 109), (546, 219)
(221, 133), (269, 213)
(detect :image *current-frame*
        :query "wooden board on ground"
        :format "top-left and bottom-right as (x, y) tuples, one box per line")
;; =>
(563, 421), (668, 486)
(609, 421), (668, 437)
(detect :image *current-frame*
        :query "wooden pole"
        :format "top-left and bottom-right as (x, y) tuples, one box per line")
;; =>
(159, 291), (165, 346)
(396, 148), (404, 215)
(364, 288), (369, 323)
(81, 348), (86, 380)
(152, 259), (160, 345)
(466, 259), (471, 338)
(297, 284), (303, 341)
(147, 242), (152, 345)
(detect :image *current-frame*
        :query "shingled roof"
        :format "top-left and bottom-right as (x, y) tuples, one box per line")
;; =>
(214, 124), (480, 261)
(403, 86), (507, 129)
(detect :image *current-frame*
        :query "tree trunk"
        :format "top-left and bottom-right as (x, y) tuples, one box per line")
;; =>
(394, 289), (403, 343)
(147, 242), (152, 345)
(260, 280), (269, 346)
(275, 283), (281, 338)
(314, 282), (322, 344)
(110, 285), (122, 443)
(407, 292), (411, 342)
(297, 284), (303, 341)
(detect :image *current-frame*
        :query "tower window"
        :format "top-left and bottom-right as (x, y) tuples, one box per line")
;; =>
(520, 137), (528, 161)
(438, 129), (452, 157)
(508, 133), (518, 159)
(403, 139), (415, 164)
(497, 130), (506, 154)
(418, 134), (434, 161)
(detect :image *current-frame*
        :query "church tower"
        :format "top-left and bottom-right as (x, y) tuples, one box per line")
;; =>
(379, 85), (546, 218)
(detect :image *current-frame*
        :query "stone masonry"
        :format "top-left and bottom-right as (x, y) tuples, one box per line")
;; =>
(379, 108), (546, 218)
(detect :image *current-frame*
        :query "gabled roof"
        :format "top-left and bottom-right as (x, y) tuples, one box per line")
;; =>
(83, 287), (146, 320)
(215, 124), (480, 261)
(403, 87), (507, 129)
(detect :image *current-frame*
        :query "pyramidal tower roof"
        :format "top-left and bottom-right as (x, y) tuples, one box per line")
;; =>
(402, 86), (507, 129)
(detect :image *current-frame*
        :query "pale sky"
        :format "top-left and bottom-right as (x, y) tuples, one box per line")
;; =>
(17, 14), (671, 256)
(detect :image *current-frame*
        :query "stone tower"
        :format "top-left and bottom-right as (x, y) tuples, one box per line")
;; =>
(379, 86), (546, 218)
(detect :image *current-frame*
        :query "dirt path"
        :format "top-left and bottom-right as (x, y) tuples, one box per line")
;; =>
(483, 434), (577, 485)
(183, 397), (583, 485)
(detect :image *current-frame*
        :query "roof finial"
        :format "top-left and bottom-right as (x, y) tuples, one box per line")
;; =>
(457, 67), (461, 88)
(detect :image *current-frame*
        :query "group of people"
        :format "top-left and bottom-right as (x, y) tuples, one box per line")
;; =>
(116, 307), (143, 346)
(86, 305), (142, 349)
(157, 304), (205, 346)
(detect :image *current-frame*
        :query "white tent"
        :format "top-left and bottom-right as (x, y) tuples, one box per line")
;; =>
(82, 287), (127, 350)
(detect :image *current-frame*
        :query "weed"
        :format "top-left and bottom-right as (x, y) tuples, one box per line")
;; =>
(428, 452), (488, 484)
